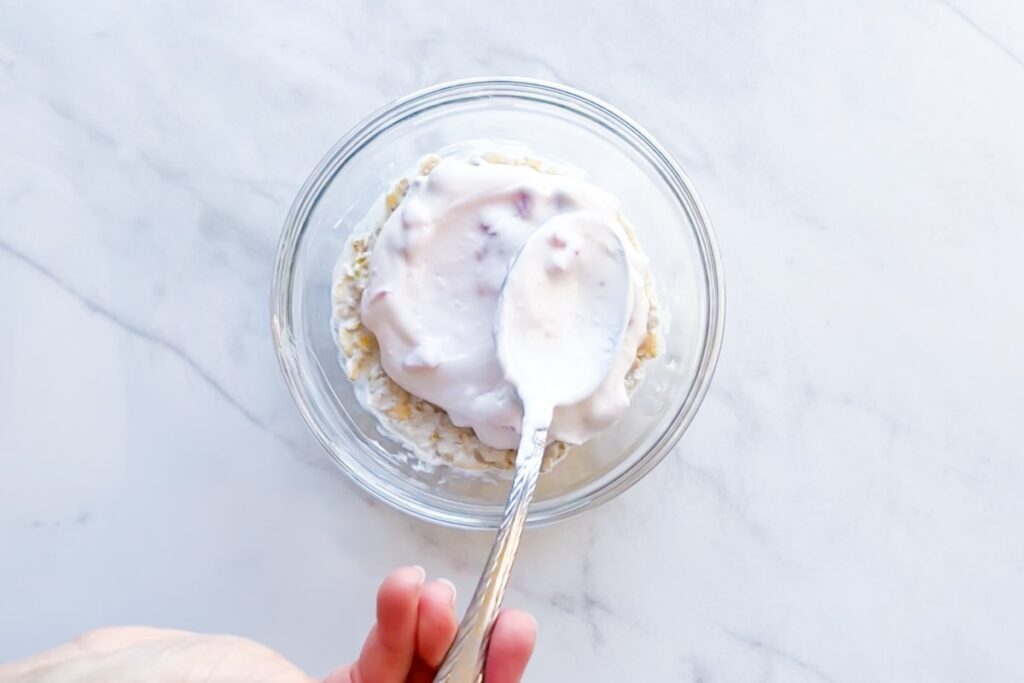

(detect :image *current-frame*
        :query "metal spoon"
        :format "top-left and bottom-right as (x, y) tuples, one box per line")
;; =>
(434, 214), (632, 682)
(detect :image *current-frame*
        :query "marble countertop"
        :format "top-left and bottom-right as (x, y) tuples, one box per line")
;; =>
(2, 2), (1023, 680)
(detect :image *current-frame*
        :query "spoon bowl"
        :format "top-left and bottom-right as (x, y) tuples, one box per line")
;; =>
(497, 213), (633, 414)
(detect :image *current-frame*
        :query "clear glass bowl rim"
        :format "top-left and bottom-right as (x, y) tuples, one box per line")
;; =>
(271, 77), (726, 529)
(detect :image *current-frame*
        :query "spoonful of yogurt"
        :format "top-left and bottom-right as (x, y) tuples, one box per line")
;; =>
(434, 211), (633, 682)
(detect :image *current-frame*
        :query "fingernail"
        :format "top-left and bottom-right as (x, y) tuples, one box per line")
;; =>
(412, 565), (426, 585)
(526, 613), (538, 632)
(438, 578), (457, 606)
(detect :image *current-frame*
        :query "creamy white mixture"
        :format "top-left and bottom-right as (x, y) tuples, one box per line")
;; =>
(496, 213), (636, 463)
(361, 157), (652, 451)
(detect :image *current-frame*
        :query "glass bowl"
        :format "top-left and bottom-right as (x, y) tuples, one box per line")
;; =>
(271, 78), (725, 529)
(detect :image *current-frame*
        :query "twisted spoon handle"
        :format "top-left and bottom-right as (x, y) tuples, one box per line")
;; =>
(433, 425), (548, 682)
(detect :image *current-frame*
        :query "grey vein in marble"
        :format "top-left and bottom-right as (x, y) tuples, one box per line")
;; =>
(940, 0), (1024, 69)
(722, 627), (835, 683)
(0, 238), (281, 445)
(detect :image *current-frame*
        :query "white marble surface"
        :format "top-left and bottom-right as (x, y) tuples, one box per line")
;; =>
(2, 1), (1023, 680)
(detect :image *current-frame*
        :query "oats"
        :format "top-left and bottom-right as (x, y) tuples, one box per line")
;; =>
(384, 178), (409, 213)
(339, 329), (356, 356)
(418, 154), (441, 175)
(618, 215), (643, 250)
(638, 332), (658, 360)
(388, 403), (411, 421)
(355, 332), (377, 353)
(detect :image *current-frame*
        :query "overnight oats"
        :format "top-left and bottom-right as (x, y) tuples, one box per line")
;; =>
(331, 148), (660, 472)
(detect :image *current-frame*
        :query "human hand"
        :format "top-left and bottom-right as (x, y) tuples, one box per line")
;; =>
(325, 565), (536, 683)
(0, 566), (536, 683)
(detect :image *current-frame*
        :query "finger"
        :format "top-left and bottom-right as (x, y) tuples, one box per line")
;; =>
(483, 610), (537, 683)
(415, 579), (459, 668)
(353, 566), (425, 683)
(406, 578), (459, 682)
